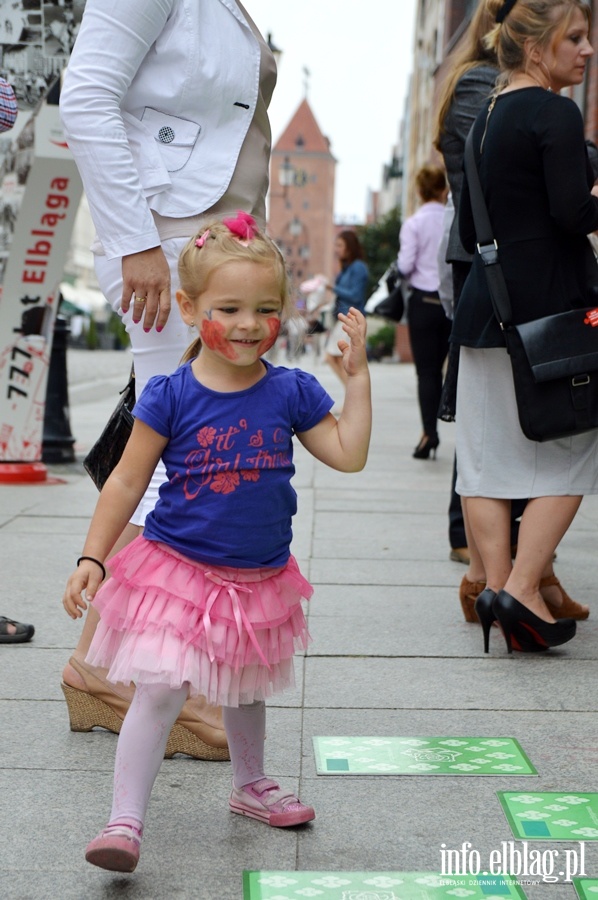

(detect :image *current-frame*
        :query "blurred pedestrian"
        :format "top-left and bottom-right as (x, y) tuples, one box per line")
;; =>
(398, 165), (450, 460)
(323, 231), (369, 386)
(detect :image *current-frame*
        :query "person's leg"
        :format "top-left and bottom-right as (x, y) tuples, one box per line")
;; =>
(223, 701), (266, 789)
(85, 682), (189, 871)
(462, 499), (486, 583)
(408, 294), (447, 441)
(109, 682), (189, 826)
(430, 309), (452, 428)
(62, 241), (227, 758)
(510, 498), (527, 550)
(408, 339), (437, 440)
(458, 493), (490, 622)
(448, 456), (468, 553)
(503, 495), (583, 621)
(462, 496), (512, 593)
(461, 496), (512, 648)
(224, 701), (315, 827)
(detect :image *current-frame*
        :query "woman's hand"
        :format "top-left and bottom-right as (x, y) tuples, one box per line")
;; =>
(121, 246), (172, 332)
(337, 307), (368, 377)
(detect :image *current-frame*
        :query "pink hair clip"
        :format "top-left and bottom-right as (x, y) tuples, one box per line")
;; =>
(223, 210), (258, 245)
(195, 229), (211, 248)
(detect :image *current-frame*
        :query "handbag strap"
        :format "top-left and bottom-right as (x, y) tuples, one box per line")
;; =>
(464, 128), (514, 328)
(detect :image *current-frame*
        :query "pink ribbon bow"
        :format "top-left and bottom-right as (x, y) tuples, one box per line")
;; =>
(223, 210), (258, 245)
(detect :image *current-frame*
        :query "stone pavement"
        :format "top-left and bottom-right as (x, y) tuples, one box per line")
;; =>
(1, 348), (598, 900)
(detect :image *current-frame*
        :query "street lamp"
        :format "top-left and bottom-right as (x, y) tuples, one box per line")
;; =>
(278, 156), (295, 192)
(288, 216), (302, 238)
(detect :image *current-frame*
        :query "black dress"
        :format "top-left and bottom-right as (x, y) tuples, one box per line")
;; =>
(451, 87), (598, 499)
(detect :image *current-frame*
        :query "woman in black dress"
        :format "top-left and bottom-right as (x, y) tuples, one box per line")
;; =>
(452, 0), (598, 653)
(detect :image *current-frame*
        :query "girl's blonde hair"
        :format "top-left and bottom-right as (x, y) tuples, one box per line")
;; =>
(484, 0), (591, 87)
(178, 214), (293, 363)
(434, 0), (499, 149)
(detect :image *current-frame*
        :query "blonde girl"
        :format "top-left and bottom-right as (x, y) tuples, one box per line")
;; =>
(63, 211), (371, 873)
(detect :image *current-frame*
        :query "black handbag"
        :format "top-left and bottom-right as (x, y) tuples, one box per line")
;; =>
(83, 369), (135, 490)
(464, 130), (598, 442)
(374, 284), (405, 322)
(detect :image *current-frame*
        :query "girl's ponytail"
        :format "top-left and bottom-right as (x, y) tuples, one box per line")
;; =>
(180, 335), (202, 364)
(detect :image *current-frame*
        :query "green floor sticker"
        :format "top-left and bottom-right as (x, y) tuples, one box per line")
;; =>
(243, 871), (528, 899)
(573, 878), (598, 899)
(313, 737), (537, 776)
(498, 792), (598, 840)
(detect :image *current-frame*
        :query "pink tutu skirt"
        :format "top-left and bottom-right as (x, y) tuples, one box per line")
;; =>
(86, 536), (313, 707)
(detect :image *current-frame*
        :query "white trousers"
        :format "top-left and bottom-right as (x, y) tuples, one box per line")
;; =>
(94, 238), (192, 524)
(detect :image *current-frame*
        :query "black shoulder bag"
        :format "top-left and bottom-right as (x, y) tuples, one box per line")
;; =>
(464, 129), (598, 442)
(83, 368), (135, 490)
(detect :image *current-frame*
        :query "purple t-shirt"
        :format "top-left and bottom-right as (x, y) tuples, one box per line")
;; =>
(134, 361), (334, 568)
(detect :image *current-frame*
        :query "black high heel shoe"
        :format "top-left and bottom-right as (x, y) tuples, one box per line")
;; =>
(474, 588), (497, 654)
(412, 435), (439, 460)
(492, 590), (576, 654)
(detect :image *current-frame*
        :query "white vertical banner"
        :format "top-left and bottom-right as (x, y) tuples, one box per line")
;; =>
(0, 0), (85, 479)
(0, 103), (81, 470)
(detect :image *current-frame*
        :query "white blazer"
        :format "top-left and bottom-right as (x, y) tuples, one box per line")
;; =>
(60, 0), (264, 259)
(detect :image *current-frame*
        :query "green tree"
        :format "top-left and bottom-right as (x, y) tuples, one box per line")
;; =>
(85, 317), (100, 350)
(108, 311), (130, 349)
(357, 206), (401, 294)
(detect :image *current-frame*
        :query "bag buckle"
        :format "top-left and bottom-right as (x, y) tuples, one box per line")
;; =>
(572, 374), (590, 387)
(477, 240), (498, 266)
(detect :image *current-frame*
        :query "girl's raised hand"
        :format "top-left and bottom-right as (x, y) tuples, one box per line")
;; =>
(336, 307), (368, 377)
(63, 562), (104, 619)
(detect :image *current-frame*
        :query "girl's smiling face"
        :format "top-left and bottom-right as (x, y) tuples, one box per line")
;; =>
(179, 260), (283, 373)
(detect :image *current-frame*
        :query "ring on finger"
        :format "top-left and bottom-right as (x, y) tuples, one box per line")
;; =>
(135, 296), (146, 304)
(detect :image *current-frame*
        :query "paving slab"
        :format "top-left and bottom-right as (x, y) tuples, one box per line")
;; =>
(303, 657), (598, 711)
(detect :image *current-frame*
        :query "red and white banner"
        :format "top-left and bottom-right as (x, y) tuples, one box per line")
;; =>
(0, 1), (85, 472)
(0, 104), (81, 463)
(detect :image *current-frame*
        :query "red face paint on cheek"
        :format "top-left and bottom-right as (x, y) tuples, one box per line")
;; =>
(258, 317), (281, 355)
(200, 319), (237, 360)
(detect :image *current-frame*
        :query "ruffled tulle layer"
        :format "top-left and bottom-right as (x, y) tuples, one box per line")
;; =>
(86, 537), (313, 707)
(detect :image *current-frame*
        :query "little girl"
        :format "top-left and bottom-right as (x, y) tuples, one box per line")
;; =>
(63, 211), (371, 873)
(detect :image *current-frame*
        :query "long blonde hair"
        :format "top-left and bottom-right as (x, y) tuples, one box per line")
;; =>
(484, 0), (591, 87)
(434, 0), (499, 149)
(178, 214), (293, 364)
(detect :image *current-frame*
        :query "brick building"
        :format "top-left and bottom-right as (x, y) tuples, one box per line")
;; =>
(267, 98), (336, 285)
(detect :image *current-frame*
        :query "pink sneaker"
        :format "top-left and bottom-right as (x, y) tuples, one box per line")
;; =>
(229, 777), (315, 827)
(85, 822), (143, 872)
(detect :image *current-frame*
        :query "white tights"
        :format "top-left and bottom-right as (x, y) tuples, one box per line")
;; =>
(108, 683), (267, 829)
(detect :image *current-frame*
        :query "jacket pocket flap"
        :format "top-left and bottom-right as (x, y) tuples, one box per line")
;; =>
(141, 107), (201, 148)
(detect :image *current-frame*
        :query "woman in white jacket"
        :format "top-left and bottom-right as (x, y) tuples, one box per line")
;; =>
(59, 0), (277, 759)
